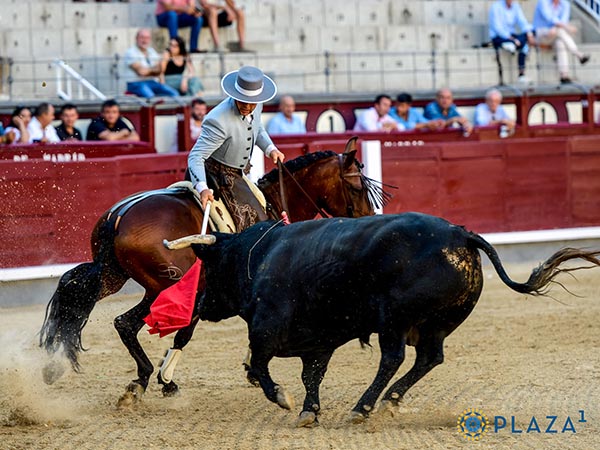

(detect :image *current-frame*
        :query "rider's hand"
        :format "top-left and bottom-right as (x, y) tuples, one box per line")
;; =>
(200, 189), (214, 209)
(269, 148), (285, 164)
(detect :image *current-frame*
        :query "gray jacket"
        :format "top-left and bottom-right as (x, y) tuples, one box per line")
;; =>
(188, 97), (274, 189)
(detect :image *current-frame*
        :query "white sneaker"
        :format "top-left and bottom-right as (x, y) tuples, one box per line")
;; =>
(517, 75), (531, 84)
(501, 42), (517, 54)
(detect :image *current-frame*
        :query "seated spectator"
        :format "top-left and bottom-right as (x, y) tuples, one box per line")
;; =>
(200, 0), (251, 52)
(86, 99), (141, 142)
(2, 106), (32, 144)
(124, 29), (179, 98)
(533, 0), (590, 84)
(474, 89), (516, 136)
(266, 95), (306, 135)
(55, 104), (83, 141)
(190, 97), (207, 142)
(156, 0), (205, 53)
(489, 0), (536, 83)
(353, 95), (404, 133)
(423, 88), (473, 134)
(160, 36), (204, 96)
(389, 93), (444, 131)
(27, 103), (60, 144)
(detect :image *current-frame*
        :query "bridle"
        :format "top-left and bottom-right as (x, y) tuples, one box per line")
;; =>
(276, 154), (366, 222)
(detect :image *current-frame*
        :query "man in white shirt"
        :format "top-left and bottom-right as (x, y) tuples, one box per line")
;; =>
(123, 28), (179, 98)
(474, 88), (516, 136)
(27, 103), (60, 143)
(353, 95), (405, 133)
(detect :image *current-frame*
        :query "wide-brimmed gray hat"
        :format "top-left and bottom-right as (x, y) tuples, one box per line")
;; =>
(221, 66), (277, 103)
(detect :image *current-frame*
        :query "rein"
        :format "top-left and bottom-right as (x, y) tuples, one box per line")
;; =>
(277, 159), (330, 220)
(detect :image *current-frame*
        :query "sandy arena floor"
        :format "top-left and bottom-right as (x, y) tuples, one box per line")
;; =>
(0, 262), (599, 450)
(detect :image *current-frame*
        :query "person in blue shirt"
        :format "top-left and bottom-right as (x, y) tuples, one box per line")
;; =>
(423, 88), (473, 135)
(533, 0), (590, 84)
(266, 95), (306, 135)
(489, 0), (536, 83)
(474, 88), (516, 136)
(389, 93), (444, 131)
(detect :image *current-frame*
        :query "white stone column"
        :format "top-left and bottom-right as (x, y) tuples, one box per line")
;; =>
(360, 140), (383, 214)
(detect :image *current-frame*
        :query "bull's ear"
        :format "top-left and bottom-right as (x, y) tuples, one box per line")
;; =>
(344, 136), (358, 154)
(342, 149), (357, 171)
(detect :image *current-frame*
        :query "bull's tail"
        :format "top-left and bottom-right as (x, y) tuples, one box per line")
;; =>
(468, 233), (600, 295)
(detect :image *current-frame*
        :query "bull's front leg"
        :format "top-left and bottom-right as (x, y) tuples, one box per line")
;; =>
(248, 329), (295, 410)
(296, 351), (334, 428)
(114, 295), (155, 409)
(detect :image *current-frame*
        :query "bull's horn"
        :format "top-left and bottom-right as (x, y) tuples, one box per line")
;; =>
(163, 233), (216, 250)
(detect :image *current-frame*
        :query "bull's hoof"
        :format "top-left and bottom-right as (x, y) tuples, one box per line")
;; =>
(42, 359), (66, 385)
(296, 411), (319, 428)
(161, 381), (180, 397)
(377, 400), (396, 417)
(274, 385), (295, 410)
(349, 410), (367, 424)
(116, 382), (145, 410)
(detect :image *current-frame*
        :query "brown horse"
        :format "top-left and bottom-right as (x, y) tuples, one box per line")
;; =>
(40, 137), (390, 404)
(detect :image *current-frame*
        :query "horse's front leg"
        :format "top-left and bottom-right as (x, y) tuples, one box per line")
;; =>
(114, 295), (154, 409)
(157, 313), (201, 397)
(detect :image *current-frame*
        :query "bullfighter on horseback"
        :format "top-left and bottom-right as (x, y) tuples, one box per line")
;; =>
(188, 65), (285, 231)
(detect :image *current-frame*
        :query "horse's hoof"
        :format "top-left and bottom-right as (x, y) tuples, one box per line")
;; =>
(42, 360), (66, 385)
(274, 385), (295, 410)
(116, 382), (145, 410)
(161, 381), (180, 397)
(349, 410), (367, 424)
(296, 411), (319, 428)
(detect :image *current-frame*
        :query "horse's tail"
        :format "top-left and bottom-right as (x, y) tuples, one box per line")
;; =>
(39, 218), (124, 373)
(468, 232), (600, 295)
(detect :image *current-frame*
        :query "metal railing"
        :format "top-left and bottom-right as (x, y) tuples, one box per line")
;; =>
(574, 0), (600, 23)
(53, 59), (107, 101)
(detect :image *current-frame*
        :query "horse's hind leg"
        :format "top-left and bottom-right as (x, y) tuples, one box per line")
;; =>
(379, 330), (445, 411)
(156, 313), (201, 397)
(114, 294), (155, 409)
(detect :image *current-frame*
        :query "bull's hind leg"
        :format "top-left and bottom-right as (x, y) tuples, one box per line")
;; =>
(351, 329), (407, 423)
(380, 330), (445, 411)
(114, 294), (155, 409)
(296, 350), (334, 428)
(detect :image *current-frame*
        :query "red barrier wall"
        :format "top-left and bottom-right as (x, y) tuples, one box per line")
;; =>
(2, 134), (600, 268)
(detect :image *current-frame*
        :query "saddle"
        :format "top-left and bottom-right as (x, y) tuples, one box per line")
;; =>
(108, 178), (267, 235)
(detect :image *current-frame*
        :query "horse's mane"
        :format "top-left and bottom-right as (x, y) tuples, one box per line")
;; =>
(257, 151), (337, 189)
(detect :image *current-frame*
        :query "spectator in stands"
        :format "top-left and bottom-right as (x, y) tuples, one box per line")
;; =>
(188, 66), (284, 229)
(266, 95), (306, 135)
(489, 0), (536, 83)
(423, 88), (473, 135)
(156, 0), (205, 54)
(474, 88), (516, 136)
(55, 104), (83, 141)
(190, 97), (208, 142)
(160, 36), (204, 96)
(124, 29), (179, 98)
(389, 93), (444, 131)
(533, 0), (590, 84)
(2, 106), (32, 144)
(353, 95), (404, 133)
(200, 0), (251, 52)
(87, 99), (141, 142)
(27, 103), (60, 144)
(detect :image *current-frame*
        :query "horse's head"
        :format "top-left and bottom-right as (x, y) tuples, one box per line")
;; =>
(258, 137), (392, 220)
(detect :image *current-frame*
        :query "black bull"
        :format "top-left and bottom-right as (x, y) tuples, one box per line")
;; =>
(189, 212), (600, 427)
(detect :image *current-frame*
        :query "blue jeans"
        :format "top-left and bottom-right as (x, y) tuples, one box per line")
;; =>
(492, 33), (529, 73)
(127, 80), (179, 98)
(156, 12), (204, 51)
